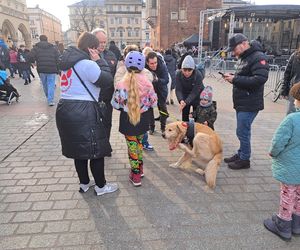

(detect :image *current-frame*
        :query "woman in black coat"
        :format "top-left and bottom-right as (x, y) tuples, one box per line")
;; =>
(280, 47), (300, 114)
(176, 55), (204, 121)
(56, 32), (118, 196)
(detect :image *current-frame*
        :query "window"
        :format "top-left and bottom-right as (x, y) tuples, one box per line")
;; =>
(118, 5), (122, 11)
(30, 19), (35, 25)
(127, 18), (131, 24)
(100, 21), (104, 28)
(110, 29), (115, 37)
(109, 5), (113, 11)
(171, 12), (178, 20)
(135, 18), (139, 24)
(146, 32), (150, 40)
(111, 18), (114, 24)
(128, 29), (132, 37)
(179, 8), (187, 20)
(118, 18), (122, 24)
(120, 30), (123, 37)
(135, 29), (139, 37)
(126, 6), (130, 11)
(151, 0), (157, 8)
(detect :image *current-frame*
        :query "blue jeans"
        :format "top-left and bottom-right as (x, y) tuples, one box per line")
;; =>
(236, 111), (258, 160)
(39, 73), (56, 104)
(142, 132), (148, 146)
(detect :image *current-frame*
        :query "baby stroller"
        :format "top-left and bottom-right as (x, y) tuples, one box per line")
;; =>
(0, 77), (20, 105)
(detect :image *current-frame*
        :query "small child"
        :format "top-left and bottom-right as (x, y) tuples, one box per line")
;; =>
(112, 51), (157, 186)
(192, 86), (217, 130)
(264, 82), (300, 241)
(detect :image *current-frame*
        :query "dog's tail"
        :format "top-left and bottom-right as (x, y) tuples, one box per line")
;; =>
(205, 152), (222, 189)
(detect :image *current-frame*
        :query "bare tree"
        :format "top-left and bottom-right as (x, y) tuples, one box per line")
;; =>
(70, 0), (99, 33)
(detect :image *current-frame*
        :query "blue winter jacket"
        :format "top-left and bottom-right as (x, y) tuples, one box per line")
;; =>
(0, 70), (7, 85)
(270, 109), (300, 184)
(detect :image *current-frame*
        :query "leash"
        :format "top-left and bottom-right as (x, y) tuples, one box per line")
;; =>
(158, 109), (179, 121)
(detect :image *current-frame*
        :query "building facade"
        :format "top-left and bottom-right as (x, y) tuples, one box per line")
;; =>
(27, 5), (63, 45)
(68, 0), (144, 49)
(145, 0), (222, 49)
(141, 1), (151, 48)
(0, 0), (31, 48)
(63, 29), (78, 47)
(105, 0), (143, 49)
(68, 0), (107, 35)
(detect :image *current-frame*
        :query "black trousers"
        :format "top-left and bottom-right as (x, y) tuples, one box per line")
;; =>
(150, 93), (168, 131)
(182, 103), (198, 122)
(103, 103), (113, 140)
(74, 158), (106, 188)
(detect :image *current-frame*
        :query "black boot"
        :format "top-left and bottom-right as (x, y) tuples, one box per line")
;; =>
(170, 99), (174, 105)
(24, 80), (28, 85)
(292, 214), (300, 235)
(149, 125), (155, 135)
(264, 215), (292, 241)
(154, 116), (160, 121)
(224, 154), (239, 163)
(228, 159), (250, 170)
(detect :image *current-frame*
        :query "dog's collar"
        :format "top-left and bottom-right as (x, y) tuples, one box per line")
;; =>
(181, 120), (195, 147)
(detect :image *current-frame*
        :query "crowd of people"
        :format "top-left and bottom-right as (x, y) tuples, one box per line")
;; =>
(1, 31), (300, 242)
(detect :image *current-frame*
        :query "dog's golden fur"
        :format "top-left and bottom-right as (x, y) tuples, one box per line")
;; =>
(164, 121), (223, 189)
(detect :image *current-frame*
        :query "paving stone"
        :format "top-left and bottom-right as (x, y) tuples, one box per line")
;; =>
(16, 222), (45, 234)
(32, 201), (54, 211)
(70, 220), (96, 232)
(65, 209), (90, 220)
(29, 234), (58, 248)
(0, 235), (31, 249)
(0, 179), (17, 187)
(38, 178), (60, 185)
(49, 191), (74, 200)
(39, 210), (65, 221)
(27, 192), (50, 201)
(58, 232), (87, 246)
(17, 179), (38, 186)
(6, 202), (32, 212)
(13, 211), (40, 222)
(44, 221), (71, 233)
(0, 224), (18, 236)
(24, 185), (47, 193)
(3, 193), (29, 203)
(11, 167), (32, 173)
(1, 186), (26, 193)
(53, 200), (78, 210)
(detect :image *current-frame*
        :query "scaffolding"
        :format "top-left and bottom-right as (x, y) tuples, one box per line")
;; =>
(197, 8), (229, 63)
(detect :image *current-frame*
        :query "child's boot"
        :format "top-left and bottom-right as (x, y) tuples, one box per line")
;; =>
(292, 214), (300, 235)
(129, 171), (141, 187)
(264, 215), (292, 240)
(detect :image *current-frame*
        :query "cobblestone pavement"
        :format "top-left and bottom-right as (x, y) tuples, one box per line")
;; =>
(1, 73), (300, 250)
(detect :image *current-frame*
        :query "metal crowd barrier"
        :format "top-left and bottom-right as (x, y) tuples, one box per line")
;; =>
(201, 58), (287, 98)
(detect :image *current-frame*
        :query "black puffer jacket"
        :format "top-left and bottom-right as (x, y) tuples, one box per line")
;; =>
(176, 69), (204, 106)
(164, 54), (177, 89)
(56, 46), (113, 159)
(232, 41), (269, 112)
(30, 41), (59, 73)
(280, 52), (300, 96)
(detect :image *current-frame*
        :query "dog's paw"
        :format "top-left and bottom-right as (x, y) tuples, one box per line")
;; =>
(169, 163), (178, 168)
(195, 168), (205, 175)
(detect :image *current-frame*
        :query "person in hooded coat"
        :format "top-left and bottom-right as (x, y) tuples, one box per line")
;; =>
(56, 32), (118, 196)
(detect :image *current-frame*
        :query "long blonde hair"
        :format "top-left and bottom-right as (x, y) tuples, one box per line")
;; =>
(125, 70), (140, 125)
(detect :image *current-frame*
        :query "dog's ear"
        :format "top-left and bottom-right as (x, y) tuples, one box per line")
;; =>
(176, 122), (187, 134)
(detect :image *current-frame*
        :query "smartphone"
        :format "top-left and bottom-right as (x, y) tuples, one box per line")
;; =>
(218, 71), (225, 77)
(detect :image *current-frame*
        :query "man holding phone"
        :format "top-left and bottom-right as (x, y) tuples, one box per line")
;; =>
(222, 33), (269, 170)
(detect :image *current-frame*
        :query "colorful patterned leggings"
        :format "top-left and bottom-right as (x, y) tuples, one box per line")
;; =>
(278, 183), (300, 221)
(125, 135), (144, 174)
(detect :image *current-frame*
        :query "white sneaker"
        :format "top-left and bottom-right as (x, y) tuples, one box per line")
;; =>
(94, 183), (118, 196)
(79, 180), (95, 193)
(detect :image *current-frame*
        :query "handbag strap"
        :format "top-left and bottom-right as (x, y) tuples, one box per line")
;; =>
(72, 66), (102, 103)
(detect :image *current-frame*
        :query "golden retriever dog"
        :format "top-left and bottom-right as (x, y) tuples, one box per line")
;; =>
(164, 121), (223, 189)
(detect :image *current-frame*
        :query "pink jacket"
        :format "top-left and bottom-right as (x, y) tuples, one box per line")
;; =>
(9, 50), (18, 64)
(112, 73), (157, 113)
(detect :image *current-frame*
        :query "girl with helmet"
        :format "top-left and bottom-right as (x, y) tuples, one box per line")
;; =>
(111, 51), (157, 186)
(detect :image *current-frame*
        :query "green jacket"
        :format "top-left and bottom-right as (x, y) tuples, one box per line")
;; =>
(270, 110), (300, 184)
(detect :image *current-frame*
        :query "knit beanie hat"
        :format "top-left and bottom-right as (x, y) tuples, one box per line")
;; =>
(290, 82), (300, 100)
(200, 86), (213, 107)
(182, 55), (195, 69)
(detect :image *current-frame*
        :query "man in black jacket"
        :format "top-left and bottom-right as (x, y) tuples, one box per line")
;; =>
(223, 33), (269, 170)
(92, 28), (117, 141)
(30, 35), (59, 106)
(145, 51), (169, 134)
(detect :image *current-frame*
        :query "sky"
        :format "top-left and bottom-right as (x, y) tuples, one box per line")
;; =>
(26, 0), (299, 31)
